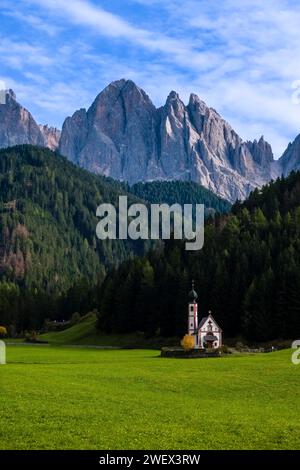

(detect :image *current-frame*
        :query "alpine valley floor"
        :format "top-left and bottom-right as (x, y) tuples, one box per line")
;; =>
(0, 345), (299, 450)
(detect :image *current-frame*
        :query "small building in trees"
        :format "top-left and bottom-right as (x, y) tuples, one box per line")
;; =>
(188, 281), (222, 349)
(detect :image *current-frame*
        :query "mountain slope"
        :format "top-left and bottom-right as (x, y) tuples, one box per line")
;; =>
(0, 145), (147, 294)
(0, 90), (60, 150)
(279, 134), (300, 177)
(130, 180), (231, 215)
(0, 145), (230, 291)
(0, 90), (45, 148)
(97, 171), (300, 341)
(0, 145), (231, 330)
(39, 125), (61, 150)
(59, 79), (280, 202)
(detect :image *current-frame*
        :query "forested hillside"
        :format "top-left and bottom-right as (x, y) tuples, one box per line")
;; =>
(130, 181), (231, 215)
(0, 145), (147, 328)
(0, 145), (229, 331)
(2, 145), (299, 341)
(97, 172), (300, 341)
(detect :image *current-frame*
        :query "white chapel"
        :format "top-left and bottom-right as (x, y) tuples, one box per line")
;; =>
(187, 281), (222, 349)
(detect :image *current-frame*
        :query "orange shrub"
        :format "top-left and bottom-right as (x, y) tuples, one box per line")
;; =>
(181, 334), (195, 351)
(0, 326), (7, 337)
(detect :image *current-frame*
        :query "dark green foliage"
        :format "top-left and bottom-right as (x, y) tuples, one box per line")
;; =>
(2, 145), (300, 341)
(0, 145), (145, 329)
(0, 145), (232, 331)
(98, 173), (300, 341)
(131, 180), (231, 216)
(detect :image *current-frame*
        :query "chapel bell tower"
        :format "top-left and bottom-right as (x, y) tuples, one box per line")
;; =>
(188, 280), (199, 347)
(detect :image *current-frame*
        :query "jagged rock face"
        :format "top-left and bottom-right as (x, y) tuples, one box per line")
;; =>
(59, 108), (87, 163)
(39, 125), (61, 151)
(60, 80), (160, 180)
(246, 136), (274, 166)
(279, 134), (300, 176)
(3, 80), (300, 202)
(159, 91), (191, 177)
(0, 90), (45, 148)
(60, 79), (279, 201)
(0, 90), (60, 151)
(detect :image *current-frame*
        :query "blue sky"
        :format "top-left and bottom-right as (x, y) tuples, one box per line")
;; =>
(1, 0), (300, 157)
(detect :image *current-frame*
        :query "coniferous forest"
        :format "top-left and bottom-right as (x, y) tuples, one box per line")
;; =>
(97, 172), (300, 341)
(130, 180), (231, 215)
(0, 145), (300, 340)
(0, 145), (229, 332)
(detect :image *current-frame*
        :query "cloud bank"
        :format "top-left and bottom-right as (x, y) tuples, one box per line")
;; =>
(1, 0), (300, 156)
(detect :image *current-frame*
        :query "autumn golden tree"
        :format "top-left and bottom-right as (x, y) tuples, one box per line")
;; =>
(181, 334), (195, 351)
(0, 326), (7, 337)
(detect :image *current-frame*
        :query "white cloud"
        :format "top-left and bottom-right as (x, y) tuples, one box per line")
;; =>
(19, 0), (232, 79)
(2, 9), (62, 36)
(0, 38), (54, 69)
(2, 0), (299, 156)
(1, 75), (92, 123)
(124, 0), (300, 155)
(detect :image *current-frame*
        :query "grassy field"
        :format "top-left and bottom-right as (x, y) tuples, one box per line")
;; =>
(38, 314), (144, 347)
(37, 314), (176, 348)
(0, 345), (299, 450)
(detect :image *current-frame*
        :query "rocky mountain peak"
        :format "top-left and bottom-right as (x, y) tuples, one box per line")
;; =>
(165, 91), (185, 114)
(279, 134), (300, 176)
(188, 93), (210, 114)
(39, 125), (61, 151)
(2, 79), (300, 203)
(57, 79), (284, 202)
(246, 136), (274, 166)
(163, 91), (186, 128)
(166, 90), (180, 101)
(0, 89), (61, 151)
(5, 89), (17, 102)
(0, 89), (46, 149)
(94, 79), (153, 108)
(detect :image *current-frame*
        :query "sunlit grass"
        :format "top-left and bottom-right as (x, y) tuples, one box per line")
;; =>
(0, 345), (299, 449)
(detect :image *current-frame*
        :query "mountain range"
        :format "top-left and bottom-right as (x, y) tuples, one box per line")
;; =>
(1, 80), (299, 202)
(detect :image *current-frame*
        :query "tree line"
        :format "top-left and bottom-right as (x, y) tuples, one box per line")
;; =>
(0, 145), (228, 332)
(96, 172), (300, 341)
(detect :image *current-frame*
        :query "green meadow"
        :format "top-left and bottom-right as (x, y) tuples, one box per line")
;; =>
(0, 345), (299, 450)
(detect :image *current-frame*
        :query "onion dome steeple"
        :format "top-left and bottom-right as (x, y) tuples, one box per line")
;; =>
(188, 280), (198, 302)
